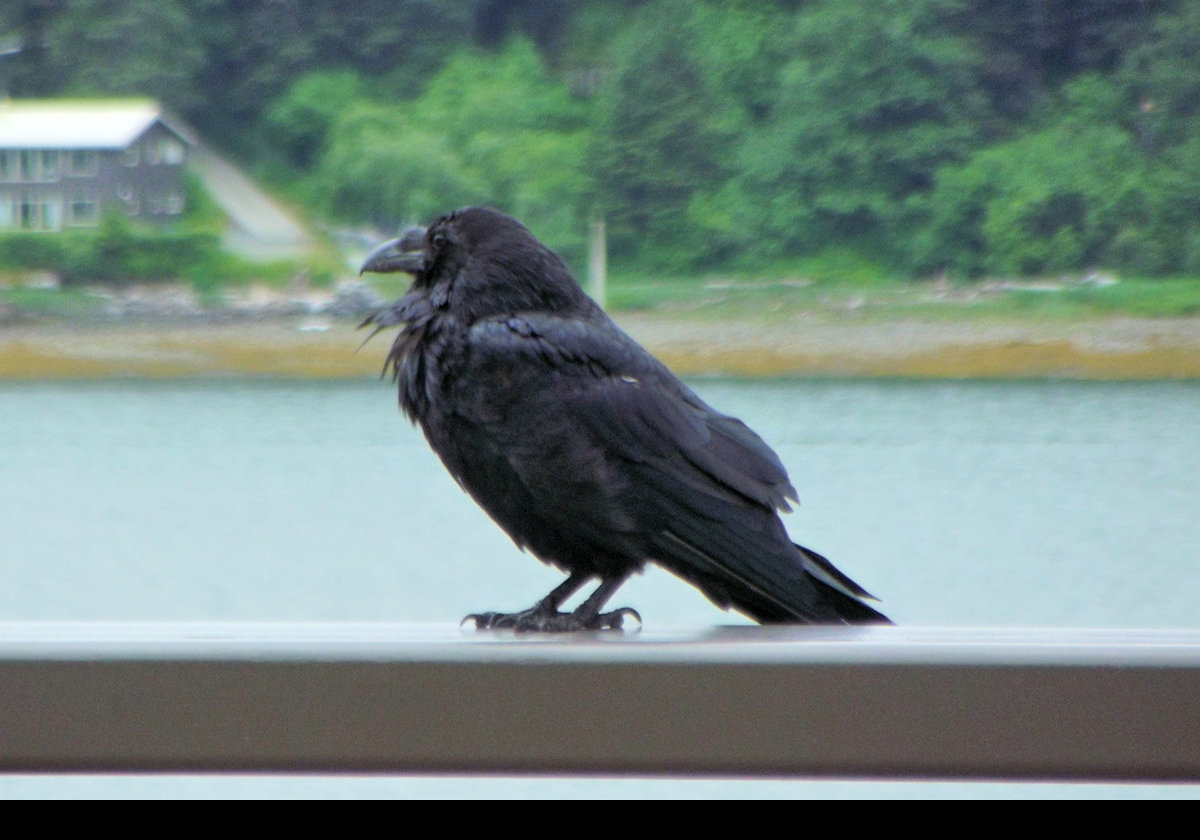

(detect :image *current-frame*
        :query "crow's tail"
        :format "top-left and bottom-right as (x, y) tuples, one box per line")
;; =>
(718, 542), (891, 625)
(788, 542), (891, 624)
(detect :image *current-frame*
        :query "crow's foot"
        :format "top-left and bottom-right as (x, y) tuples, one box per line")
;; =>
(462, 606), (641, 633)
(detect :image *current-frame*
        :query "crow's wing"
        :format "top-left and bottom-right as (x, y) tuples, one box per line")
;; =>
(438, 312), (880, 622)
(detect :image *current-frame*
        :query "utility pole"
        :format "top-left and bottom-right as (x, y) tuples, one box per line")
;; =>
(588, 214), (607, 310)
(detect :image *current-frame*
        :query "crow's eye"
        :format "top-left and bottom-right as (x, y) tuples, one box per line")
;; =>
(430, 230), (447, 249)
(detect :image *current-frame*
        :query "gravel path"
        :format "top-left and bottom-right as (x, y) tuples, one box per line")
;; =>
(190, 146), (312, 259)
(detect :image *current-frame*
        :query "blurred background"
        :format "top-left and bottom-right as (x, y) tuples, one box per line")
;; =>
(0, 1), (1198, 799)
(2, 1), (1200, 296)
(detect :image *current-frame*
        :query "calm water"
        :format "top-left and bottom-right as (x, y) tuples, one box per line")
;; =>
(2, 376), (1198, 797)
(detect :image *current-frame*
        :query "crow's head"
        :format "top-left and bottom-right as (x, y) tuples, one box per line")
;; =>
(361, 206), (593, 322)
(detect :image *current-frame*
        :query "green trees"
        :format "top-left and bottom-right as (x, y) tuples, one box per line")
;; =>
(587, 2), (748, 267)
(264, 71), (365, 169)
(39, 0), (206, 112)
(317, 39), (592, 258)
(734, 0), (988, 264)
(914, 3), (1200, 280)
(319, 101), (486, 229)
(1, 0), (1197, 279)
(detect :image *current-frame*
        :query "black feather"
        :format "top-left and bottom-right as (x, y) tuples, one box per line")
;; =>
(361, 207), (889, 628)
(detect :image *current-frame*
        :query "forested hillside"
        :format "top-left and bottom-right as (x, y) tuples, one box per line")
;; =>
(3, 0), (1197, 278)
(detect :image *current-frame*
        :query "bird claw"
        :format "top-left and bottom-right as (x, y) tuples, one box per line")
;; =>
(462, 606), (642, 633)
(595, 607), (642, 631)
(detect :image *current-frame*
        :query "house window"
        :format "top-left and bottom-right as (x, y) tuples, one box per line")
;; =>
(18, 197), (41, 229)
(19, 150), (39, 181)
(13, 195), (61, 231)
(68, 151), (98, 176)
(146, 191), (185, 216)
(159, 137), (185, 165)
(41, 151), (60, 181)
(122, 147), (140, 167)
(0, 152), (13, 183)
(69, 192), (99, 226)
(0, 196), (13, 228)
(41, 199), (61, 230)
(13, 150), (58, 182)
(118, 183), (139, 215)
(146, 136), (186, 166)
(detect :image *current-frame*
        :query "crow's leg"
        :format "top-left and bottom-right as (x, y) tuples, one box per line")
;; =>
(463, 572), (640, 632)
(569, 576), (641, 631)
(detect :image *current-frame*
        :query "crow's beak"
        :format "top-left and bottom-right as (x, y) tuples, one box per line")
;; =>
(360, 225), (428, 274)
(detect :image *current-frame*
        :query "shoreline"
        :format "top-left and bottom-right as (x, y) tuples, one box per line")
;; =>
(2, 314), (1199, 379)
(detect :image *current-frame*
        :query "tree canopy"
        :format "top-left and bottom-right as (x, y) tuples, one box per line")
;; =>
(2, 0), (1197, 277)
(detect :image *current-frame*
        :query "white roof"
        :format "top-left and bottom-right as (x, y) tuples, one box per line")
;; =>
(0, 99), (194, 150)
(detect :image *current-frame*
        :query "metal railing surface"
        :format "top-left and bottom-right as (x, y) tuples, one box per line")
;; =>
(2, 623), (1198, 781)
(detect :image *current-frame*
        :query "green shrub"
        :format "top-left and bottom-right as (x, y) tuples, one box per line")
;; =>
(0, 212), (222, 286)
(0, 232), (72, 271)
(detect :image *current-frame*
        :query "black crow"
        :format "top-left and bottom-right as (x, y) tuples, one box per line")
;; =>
(361, 207), (889, 630)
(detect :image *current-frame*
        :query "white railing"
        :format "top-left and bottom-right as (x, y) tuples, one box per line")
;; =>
(2, 623), (1198, 781)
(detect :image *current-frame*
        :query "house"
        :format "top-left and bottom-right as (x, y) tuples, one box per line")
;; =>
(0, 99), (193, 232)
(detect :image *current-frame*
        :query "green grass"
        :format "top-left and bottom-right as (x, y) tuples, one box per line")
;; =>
(1058, 279), (1200, 317)
(0, 286), (109, 317)
(4, 242), (1200, 325)
(602, 273), (1200, 322)
(935, 279), (1200, 320)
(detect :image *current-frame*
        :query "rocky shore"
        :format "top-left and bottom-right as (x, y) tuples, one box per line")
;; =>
(0, 277), (384, 325)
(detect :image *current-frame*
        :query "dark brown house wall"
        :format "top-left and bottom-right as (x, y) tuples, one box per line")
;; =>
(0, 119), (188, 231)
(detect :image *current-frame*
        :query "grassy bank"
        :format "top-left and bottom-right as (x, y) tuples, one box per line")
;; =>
(604, 272), (1200, 321)
(2, 273), (1199, 379)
